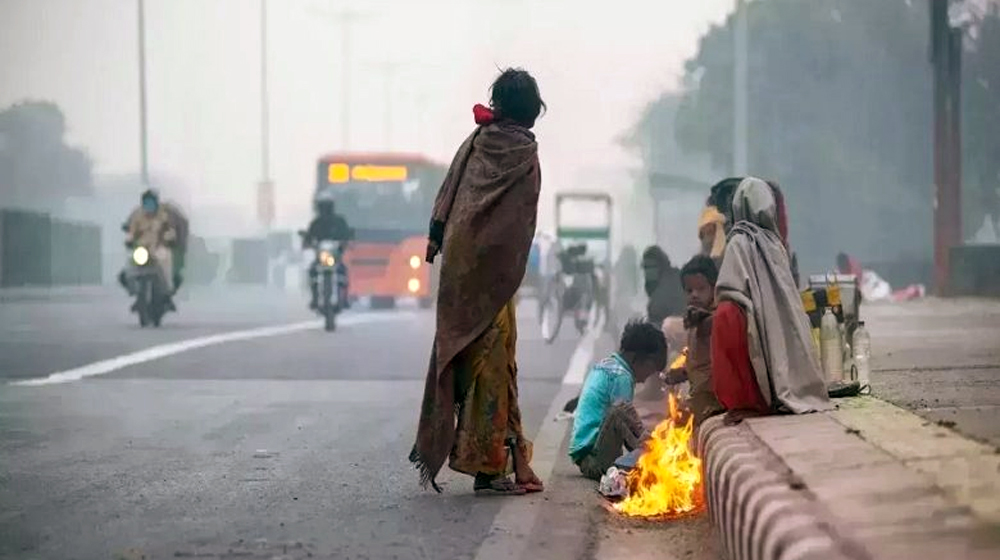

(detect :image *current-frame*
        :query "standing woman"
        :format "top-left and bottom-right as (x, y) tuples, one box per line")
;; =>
(410, 68), (546, 496)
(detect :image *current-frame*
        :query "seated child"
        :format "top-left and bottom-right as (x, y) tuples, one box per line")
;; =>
(661, 255), (723, 427)
(568, 320), (668, 480)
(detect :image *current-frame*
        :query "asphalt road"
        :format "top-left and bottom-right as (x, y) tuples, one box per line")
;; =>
(0, 287), (582, 560)
(9, 288), (987, 560)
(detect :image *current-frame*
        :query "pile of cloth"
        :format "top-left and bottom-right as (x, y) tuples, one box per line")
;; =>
(837, 253), (925, 303)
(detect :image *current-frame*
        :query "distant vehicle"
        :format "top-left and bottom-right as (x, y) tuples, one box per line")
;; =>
(539, 243), (601, 343)
(300, 235), (348, 331)
(314, 153), (447, 309)
(522, 232), (558, 299)
(538, 193), (613, 343)
(125, 244), (171, 328)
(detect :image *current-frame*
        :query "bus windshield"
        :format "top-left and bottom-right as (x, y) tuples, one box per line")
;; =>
(315, 161), (443, 234)
(317, 179), (424, 232)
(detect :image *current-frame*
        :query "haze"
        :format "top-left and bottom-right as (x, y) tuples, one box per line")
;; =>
(0, 0), (733, 239)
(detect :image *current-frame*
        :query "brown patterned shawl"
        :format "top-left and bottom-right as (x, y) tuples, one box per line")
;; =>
(409, 122), (541, 491)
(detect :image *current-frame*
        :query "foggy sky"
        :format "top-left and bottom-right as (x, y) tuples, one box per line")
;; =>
(0, 0), (734, 231)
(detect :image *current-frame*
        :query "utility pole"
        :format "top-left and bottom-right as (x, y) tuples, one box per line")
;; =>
(375, 62), (403, 150)
(257, 0), (274, 230)
(261, 0), (270, 185)
(415, 93), (428, 151)
(310, 6), (370, 151)
(733, 0), (749, 176)
(930, 0), (965, 294)
(137, 0), (149, 187)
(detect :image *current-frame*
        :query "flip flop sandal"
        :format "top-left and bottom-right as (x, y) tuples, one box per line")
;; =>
(474, 476), (526, 496)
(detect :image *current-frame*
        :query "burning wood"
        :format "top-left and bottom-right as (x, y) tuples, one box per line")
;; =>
(613, 392), (703, 518)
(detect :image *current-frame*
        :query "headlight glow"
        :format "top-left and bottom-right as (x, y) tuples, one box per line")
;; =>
(320, 251), (336, 267)
(409, 255), (421, 270)
(407, 278), (421, 293)
(132, 246), (150, 266)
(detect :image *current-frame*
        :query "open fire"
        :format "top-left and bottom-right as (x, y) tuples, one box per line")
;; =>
(613, 392), (703, 518)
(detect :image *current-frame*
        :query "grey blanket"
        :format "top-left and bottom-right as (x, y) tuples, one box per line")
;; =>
(715, 178), (832, 414)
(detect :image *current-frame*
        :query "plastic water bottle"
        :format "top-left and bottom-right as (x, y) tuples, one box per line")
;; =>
(820, 308), (843, 381)
(852, 321), (871, 388)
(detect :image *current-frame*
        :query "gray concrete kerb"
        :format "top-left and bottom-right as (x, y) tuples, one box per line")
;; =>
(700, 397), (1000, 560)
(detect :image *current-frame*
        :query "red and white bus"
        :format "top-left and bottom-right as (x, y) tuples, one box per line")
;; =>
(315, 153), (446, 308)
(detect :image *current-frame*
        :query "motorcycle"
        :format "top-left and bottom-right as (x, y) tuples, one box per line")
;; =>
(125, 244), (171, 328)
(301, 234), (349, 332)
(539, 244), (601, 344)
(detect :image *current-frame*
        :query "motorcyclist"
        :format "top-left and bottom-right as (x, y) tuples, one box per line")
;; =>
(123, 189), (177, 310)
(302, 196), (352, 310)
(123, 199), (188, 292)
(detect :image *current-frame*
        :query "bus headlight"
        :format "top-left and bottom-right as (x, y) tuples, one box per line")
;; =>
(320, 251), (336, 267)
(132, 246), (150, 266)
(408, 278), (421, 293)
(409, 255), (421, 270)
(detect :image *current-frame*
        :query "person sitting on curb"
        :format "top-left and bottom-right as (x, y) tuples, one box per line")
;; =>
(712, 178), (832, 423)
(568, 320), (667, 481)
(661, 254), (724, 429)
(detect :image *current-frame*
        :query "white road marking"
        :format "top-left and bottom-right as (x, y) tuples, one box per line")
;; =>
(563, 316), (606, 385)
(561, 322), (601, 385)
(11, 312), (413, 387)
(474, 316), (604, 560)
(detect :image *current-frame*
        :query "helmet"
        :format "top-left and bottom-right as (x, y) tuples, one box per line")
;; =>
(141, 188), (160, 203)
(315, 191), (336, 214)
(141, 188), (160, 213)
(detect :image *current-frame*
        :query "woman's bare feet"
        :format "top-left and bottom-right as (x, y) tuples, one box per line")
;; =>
(513, 446), (544, 493)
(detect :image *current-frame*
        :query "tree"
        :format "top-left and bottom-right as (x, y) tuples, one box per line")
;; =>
(630, 0), (1000, 273)
(636, 0), (1000, 270)
(0, 101), (94, 210)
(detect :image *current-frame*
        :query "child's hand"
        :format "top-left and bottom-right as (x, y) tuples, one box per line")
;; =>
(659, 367), (687, 385)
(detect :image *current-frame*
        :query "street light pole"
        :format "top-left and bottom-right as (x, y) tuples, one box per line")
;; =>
(257, 0), (274, 230)
(376, 62), (402, 149)
(733, 0), (749, 176)
(415, 93), (430, 151)
(137, 0), (149, 187)
(261, 0), (270, 184)
(310, 7), (368, 151)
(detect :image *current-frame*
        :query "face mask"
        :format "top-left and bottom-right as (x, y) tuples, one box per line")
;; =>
(142, 200), (157, 213)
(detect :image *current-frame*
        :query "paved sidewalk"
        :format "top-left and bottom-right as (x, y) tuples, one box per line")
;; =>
(864, 298), (1000, 447)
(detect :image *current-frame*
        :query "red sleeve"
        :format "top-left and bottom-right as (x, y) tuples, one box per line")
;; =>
(711, 301), (769, 413)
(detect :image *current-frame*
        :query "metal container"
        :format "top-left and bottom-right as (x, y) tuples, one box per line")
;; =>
(808, 274), (860, 320)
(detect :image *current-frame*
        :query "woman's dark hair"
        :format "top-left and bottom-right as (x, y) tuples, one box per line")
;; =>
(708, 177), (743, 229)
(680, 254), (719, 286)
(836, 252), (851, 271)
(490, 68), (546, 128)
(619, 319), (668, 367)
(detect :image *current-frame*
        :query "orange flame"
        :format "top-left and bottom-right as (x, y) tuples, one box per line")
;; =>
(614, 392), (703, 518)
(670, 347), (689, 371)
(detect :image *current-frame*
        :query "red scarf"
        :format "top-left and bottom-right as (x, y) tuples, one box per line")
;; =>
(473, 104), (495, 125)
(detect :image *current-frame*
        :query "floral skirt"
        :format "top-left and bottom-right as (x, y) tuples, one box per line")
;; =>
(448, 300), (532, 476)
